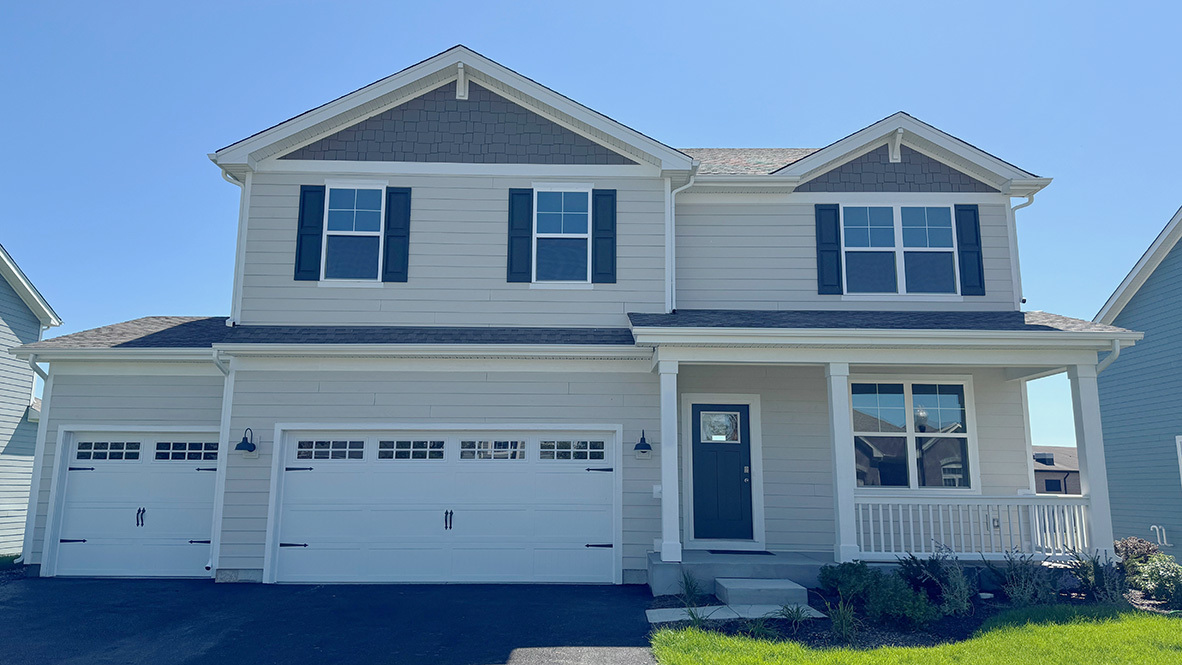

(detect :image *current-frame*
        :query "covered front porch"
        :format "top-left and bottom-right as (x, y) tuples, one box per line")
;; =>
(630, 310), (1140, 593)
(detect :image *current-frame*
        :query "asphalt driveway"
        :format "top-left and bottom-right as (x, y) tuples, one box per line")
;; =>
(0, 577), (655, 665)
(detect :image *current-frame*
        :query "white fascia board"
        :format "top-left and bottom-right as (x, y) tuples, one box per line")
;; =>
(772, 112), (1042, 191)
(213, 46), (692, 172)
(1096, 205), (1182, 324)
(7, 347), (213, 362)
(0, 244), (61, 327)
(631, 326), (1142, 351)
(211, 343), (652, 361)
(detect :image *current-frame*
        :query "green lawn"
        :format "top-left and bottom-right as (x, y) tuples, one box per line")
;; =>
(651, 606), (1182, 665)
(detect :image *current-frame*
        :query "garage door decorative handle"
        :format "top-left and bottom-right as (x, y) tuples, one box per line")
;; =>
(285, 467), (314, 472)
(59, 539), (87, 543)
(279, 543), (308, 548)
(188, 540), (211, 544)
(68, 467), (95, 471)
(195, 467), (217, 472)
(585, 467), (613, 472)
(585, 543), (613, 548)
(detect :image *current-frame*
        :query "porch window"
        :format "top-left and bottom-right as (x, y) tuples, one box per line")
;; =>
(852, 381), (972, 490)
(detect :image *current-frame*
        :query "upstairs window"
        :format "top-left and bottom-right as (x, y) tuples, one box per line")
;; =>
(534, 189), (590, 282)
(324, 187), (384, 280)
(842, 206), (959, 295)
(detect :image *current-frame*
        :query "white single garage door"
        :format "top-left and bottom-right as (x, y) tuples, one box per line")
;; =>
(55, 432), (219, 577)
(272, 429), (618, 584)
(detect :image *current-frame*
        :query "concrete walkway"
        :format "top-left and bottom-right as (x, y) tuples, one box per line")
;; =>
(0, 577), (655, 665)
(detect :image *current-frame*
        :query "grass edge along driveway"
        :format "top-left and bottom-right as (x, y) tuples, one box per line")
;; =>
(651, 605), (1182, 665)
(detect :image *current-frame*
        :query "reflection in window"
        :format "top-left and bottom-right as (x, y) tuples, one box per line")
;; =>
(916, 437), (970, 488)
(854, 436), (909, 487)
(851, 383), (906, 432)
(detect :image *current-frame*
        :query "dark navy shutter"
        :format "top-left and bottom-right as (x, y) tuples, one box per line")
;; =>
(507, 188), (533, 282)
(815, 204), (843, 294)
(591, 189), (617, 284)
(382, 187), (411, 282)
(954, 204), (986, 296)
(294, 185), (326, 281)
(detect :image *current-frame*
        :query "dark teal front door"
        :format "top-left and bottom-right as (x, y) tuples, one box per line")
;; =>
(691, 404), (753, 540)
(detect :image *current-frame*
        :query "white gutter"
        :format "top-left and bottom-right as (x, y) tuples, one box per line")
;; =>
(212, 350), (230, 376)
(27, 354), (47, 381)
(1011, 193), (1036, 212)
(1095, 339), (1122, 374)
(667, 164), (699, 311)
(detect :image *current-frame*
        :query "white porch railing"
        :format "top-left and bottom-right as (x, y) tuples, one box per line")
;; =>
(853, 495), (1090, 561)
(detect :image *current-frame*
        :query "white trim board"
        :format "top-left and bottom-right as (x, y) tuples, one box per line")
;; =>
(680, 393), (766, 552)
(0, 243), (61, 327)
(260, 422), (624, 585)
(1096, 205), (1182, 324)
(39, 425), (221, 578)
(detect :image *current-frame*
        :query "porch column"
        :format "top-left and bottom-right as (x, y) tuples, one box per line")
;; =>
(826, 362), (859, 562)
(658, 360), (682, 562)
(1068, 364), (1116, 556)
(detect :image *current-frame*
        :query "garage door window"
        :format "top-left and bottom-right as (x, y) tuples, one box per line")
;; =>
(460, 440), (525, 460)
(378, 440), (445, 460)
(76, 441), (141, 461)
(296, 440), (364, 460)
(155, 442), (219, 461)
(540, 440), (605, 460)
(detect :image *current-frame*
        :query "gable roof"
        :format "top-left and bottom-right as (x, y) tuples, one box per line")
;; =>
(1032, 445), (1078, 472)
(1095, 205), (1182, 325)
(768, 112), (1050, 196)
(211, 45), (693, 177)
(0, 243), (60, 327)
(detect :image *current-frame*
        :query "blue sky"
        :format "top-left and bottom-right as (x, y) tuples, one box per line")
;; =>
(3, 1), (1179, 445)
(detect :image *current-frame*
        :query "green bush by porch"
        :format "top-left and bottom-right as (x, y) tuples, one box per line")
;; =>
(651, 605), (1181, 665)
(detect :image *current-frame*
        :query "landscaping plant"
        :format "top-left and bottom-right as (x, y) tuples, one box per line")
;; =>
(823, 596), (860, 643)
(817, 561), (876, 603)
(1136, 553), (1182, 609)
(678, 569), (705, 608)
(898, 552), (948, 603)
(863, 571), (942, 630)
(1066, 549), (1127, 605)
(1115, 536), (1159, 587)
(741, 617), (777, 640)
(774, 603), (812, 635)
(985, 551), (1059, 607)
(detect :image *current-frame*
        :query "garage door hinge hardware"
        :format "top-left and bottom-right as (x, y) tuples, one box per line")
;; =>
(444, 510), (453, 530)
(285, 467), (314, 471)
(196, 467), (217, 472)
(188, 540), (211, 544)
(279, 543), (309, 548)
(585, 467), (613, 472)
(136, 507), (146, 527)
(585, 543), (613, 548)
(60, 539), (86, 543)
(68, 467), (95, 471)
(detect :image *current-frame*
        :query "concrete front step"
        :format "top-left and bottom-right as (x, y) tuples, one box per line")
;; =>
(715, 578), (809, 606)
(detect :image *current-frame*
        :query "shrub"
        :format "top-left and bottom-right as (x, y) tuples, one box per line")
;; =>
(1138, 553), (1182, 609)
(818, 561), (877, 603)
(1066, 550), (1127, 605)
(939, 564), (975, 616)
(898, 552), (947, 603)
(775, 603), (813, 635)
(1116, 536), (1160, 586)
(985, 551), (1060, 607)
(824, 596), (860, 643)
(864, 572), (942, 631)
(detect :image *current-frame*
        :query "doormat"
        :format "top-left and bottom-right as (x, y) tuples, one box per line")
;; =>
(707, 550), (774, 555)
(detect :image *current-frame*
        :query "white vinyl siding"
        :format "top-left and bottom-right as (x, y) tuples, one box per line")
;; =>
(0, 277), (41, 554)
(675, 198), (1017, 311)
(28, 371), (224, 563)
(237, 172), (665, 327)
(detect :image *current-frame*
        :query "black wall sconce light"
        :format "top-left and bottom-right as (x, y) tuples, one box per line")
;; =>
(236, 428), (256, 453)
(634, 430), (652, 460)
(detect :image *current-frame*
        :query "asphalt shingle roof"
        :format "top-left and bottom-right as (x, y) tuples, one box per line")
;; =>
(680, 148), (818, 175)
(16, 316), (636, 350)
(1032, 445), (1079, 472)
(627, 310), (1133, 334)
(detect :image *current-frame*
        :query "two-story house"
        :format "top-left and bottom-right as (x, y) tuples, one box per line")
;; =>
(9, 46), (1137, 593)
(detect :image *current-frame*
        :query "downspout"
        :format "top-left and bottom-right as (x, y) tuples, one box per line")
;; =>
(212, 350), (230, 376)
(1095, 339), (1121, 374)
(27, 354), (47, 381)
(1011, 193), (1036, 212)
(668, 163), (699, 312)
(220, 169), (243, 186)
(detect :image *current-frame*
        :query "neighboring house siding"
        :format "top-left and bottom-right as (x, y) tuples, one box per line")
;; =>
(236, 172), (666, 327)
(675, 198), (1016, 311)
(795, 146), (999, 193)
(1100, 239), (1182, 545)
(280, 82), (636, 165)
(27, 370), (224, 562)
(1034, 470), (1081, 495)
(0, 278), (40, 553)
(220, 367), (661, 574)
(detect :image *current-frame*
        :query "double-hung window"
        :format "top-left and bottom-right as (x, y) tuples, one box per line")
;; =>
(851, 380), (974, 490)
(842, 206), (959, 295)
(323, 186), (385, 280)
(534, 188), (591, 282)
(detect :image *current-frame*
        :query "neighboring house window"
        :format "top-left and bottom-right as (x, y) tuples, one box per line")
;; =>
(842, 206), (958, 294)
(1044, 478), (1063, 493)
(534, 189), (590, 282)
(852, 381), (973, 489)
(323, 187), (384, 280)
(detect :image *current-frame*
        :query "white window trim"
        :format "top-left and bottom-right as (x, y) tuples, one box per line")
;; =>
(531, 182), (593, 285)
(320, 179), (390, 282)
(849, 375), (981, 497)
(840, 204), (962, 297)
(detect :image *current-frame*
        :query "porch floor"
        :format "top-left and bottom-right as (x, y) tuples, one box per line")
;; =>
(646, 550), (834, 597)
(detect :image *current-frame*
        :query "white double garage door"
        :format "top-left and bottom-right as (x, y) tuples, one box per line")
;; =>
(54, 428), (619, 584)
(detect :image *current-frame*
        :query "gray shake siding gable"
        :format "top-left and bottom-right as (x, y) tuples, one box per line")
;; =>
(280, 82), (636, 165)
(795, 145), (999, 193)
(1099, 238), (1182, 545)
(0, 278), (41, 553)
